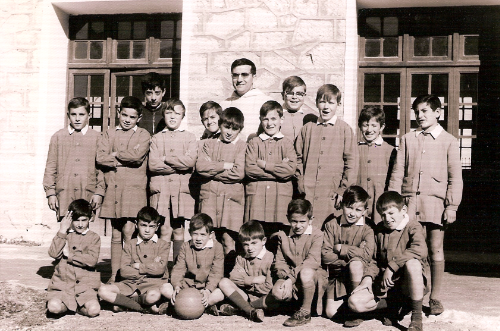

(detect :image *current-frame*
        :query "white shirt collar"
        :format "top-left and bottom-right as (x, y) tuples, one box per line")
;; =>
(68, 125), (89, 135)
(218, 136), (240, 145)
(289, 224), (313, 237)
(359, 135), (384, 146)
(162, 127), (185, 133)
(395, 213), (410, 231)
(202, 238), (214, 249)
(256, 247), (267, 260)
(116, 125), (138, 132)
(340, 215), (365, 226)
(415, 124), (443, 139)
(259, 132), (285, 141)
(317, 115), (337, 126)
(68, 228), (89, 235)
(137, 234), (159, 245)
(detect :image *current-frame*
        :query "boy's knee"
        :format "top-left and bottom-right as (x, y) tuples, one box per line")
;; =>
(404, 259), (421, 274)
(271, 281), (286, 301)
(122, 222), (135, 238)
(144, 290), (161, 304)
(98, 285), (114, 301)
(85, 301), (101, 317)
(160, 283), (173, 298)
(299, 268), (315, 282)
(47, 299), (65, 314)
(172, 227), (184, 240)
(218, 277), (232, 291)
(349, 260), (363, 272)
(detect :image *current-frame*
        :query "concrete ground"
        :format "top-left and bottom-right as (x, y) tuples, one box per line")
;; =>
(1, 238), (499, 331)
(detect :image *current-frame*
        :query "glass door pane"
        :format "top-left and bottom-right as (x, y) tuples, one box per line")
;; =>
(458, 72), (478, 169)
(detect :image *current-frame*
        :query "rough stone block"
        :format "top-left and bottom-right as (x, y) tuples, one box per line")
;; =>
(205, 10), (245, 39)
(227, 31), (251, 49)
(295, 19), (335, 43)
(294, 0), (319, 17)
(319, 0), (346, 17)
(253, 31), (292, 50)
(193, 0), (211, 10)
(0, 50), (28, 69)
(262, 51), (297, 73)
(188, 76), (226, 101)
(298, 42), (345, 72)
(191, 12), (204, 34)
(278, 14), (298, 28)
(188, 53), (208, 75)
(0, 91), (24, 112)
(336, 19), (346, 40)
(189, 36), (225, 53)
(211, 52), (262, 75)
(0, 131), (34, 153)
(248, 6), (278, 30)
(2, 14), (30, 34)
(266, 0), (292, 15)
(254, 69), (280, 91)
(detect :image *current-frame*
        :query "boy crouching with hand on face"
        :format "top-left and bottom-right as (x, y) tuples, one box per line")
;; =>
(98, 207), (170, 314)
(217, 220), (272, 322)
(347, 191), (429, 331)
(47, 199), (101, 318)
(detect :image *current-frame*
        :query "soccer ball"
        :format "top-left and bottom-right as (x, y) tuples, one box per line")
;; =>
(174, 288), (205, 320)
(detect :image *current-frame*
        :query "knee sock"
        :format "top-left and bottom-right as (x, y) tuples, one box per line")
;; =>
(251, 294), (282, 310)
(376, 298), (388, 310)
(113, 294), (143, 312)
(300, 281), (315, 313)
(172, 240), (183, 263)
(410, 299), (423, 321)
(228, 292), (253, 315)
(430, 260), (445, 300)
(110, 239), (122, 282)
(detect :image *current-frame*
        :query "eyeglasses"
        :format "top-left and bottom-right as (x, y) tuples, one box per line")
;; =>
(232, 72), (251, 78)
(285, 91), (306, 97)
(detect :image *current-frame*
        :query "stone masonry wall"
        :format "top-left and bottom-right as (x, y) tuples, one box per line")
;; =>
(184, 0), (347, 138)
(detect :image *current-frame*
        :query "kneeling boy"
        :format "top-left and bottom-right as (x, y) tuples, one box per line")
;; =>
(347, 191), (429, 331)
(99, 207), (170, 313)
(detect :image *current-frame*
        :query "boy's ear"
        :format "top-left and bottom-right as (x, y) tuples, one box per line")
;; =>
(380, 124), (385, 132)
(262, 237), (267, 244)
(434, 107), (441, 119)
(137, 113), (142, 123)
(402, 205), (408, 214)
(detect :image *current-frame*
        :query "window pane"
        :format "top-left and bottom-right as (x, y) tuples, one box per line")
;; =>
(365, 38), (381, 57)
(383, 17), (398, 36)
(75, 22), (88, 40)
(366, 17), (381, 36)
(160, 39), (173, 58)
(90, 21), (105, 39)
(364, 74), (381, 102)
(464, 36), (479, 56)
(383, 37), (398, 57)
(132, 41), (146, 59)
(116, 76), (129, 97)
(117, 41), (130, 59)
(411, 75), (429, 97)
(161, 21), (175, 39)
(90, 75), (104, 98)
(431, 74), (448, 103)
(74, 75), (88, 97)
(384, 73), (400, 103)
(460, 73), (478, 102)
(118, 21), (131, 40)
(432, 37), (448, 56)
(132, 76), (143, 99)
(459, 105), (477, 135)
(74, 42), (88, 59)
(89, 104), (103, 132)
(133, 21), (146, 39)
(89, 41), (103, 59)
(414, 37), (430, 56)
(383, 105), (400, 136)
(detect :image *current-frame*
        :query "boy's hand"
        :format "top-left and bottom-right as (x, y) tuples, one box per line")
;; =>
(111, 151), (117, 157)
(253, 275), (266, 285)
(382, 268), (394, 289)
(282, 157), (290, 163)
(443, 210), (457, 225)
(154, 256), (162, 263)
(48, 196), (59, 212)
(257, 159), (266, 169)
(200, 289), (210, 307)
(62, 242), (70, 258)
(352, 276), (373, 294)
(90, 195), (103, 210)
(133, 144), (141, 151)
(171, 286), (181, 304)
(333, 244), (342, 254)
(359, 240), (367, 249)
(204, 155), (212, 162)
(223, 162), (234, 170)
(279, 279), (293, 301)
(334, 193), (343, 209)
(59, 211), (72, 234)
(132, 263), (140, 270)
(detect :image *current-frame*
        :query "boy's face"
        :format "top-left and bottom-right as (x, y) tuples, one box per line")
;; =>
(144, 86), (166, 109)
(232, 65), (254, 97)
(380, 205), (407, 231)
(67, 106), (89, 131)
(361, 118), (384, 143)
(414, 102), (440, 131)
(118, 107), (142, 130)
(241, 237), (267, 259)
(191, 227), (211, 249)
(202, 108), (220, 134)
(220, 123), (241, 143)
(164, 105), (184, 130)
(342, 201), (367, 224)
(288, 213), (313, 236)
(282, 86), (306, 112)
(136, 220), (158, 241)
(317, 95), (338, 122)
(72, 216), (90, 234)
(260, 109), (283, 136)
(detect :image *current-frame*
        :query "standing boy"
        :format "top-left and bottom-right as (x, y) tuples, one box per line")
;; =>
(98, 207), (170, 313)
(272, 199), (327, 327)
(295, 84), (358, 227)
(139, 72), (167, 135)
(43, 97), (104, 220)
(347, 191), (429, 331)
(149, 99), (197, 262)
(245, 100), (297, 233)
(97, 96), (151, 283)
(357, 106), (396, 224)
(46, 199), (101, 318)
(389, 95), (462, 315)
(322, 186), (375, 320)
(200, 101), (222, 140)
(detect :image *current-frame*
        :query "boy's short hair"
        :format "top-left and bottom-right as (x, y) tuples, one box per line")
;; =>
(68, 97), (90, 114)
(141, 72), (165, 93)
(316, 84), (342, 104)
(412, 94), (441, 111)
(189, 213), (214, 234)
(287, 198), (313, 219)
(238, 220), (265, 243)
(282, 76), (306, 93)
(231, 58), (256, 75)
(68, 199), (93, 222)
(260, 100), (283, 118)
(199, 101), (223, 118)
(120, 96), (143, 116)
(164, 98), (186, 116)
(220, 107), (245, 131)
(376, 191), (406, 214)
(358, 106), (386, 128)
(136, 206), (161, 225)
(342, 185), (370, 209)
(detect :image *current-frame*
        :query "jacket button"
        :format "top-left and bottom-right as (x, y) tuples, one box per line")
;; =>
(416, 191), (420, 195)
(318, 166), (321, 169)
(367, 178), (371, 181)
(76, 280), (80, 284)
(322, 137), (326, 140)
(197, 264), (201, 268)
(73, 246), (76, 250)
(416, 211), (420, 215)
(367, 160), (371, 163)
(144, 255), (148, 258)
(115, 201), (118, 204)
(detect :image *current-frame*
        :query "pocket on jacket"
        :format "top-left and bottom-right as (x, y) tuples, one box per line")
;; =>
(430, 176), (447, 198)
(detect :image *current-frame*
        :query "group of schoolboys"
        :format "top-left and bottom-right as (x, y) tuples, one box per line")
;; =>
(43, 58), (462, 331)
